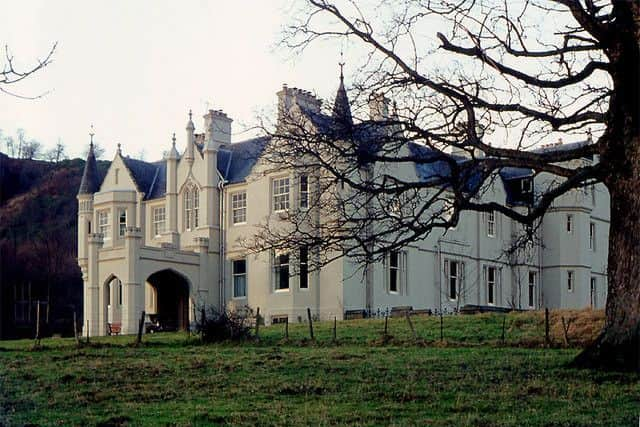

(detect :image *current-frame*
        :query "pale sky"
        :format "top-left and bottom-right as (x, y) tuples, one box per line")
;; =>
(0, 1), (349, 161)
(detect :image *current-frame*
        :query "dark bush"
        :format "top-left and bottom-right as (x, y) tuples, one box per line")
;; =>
(195, 308), (253, 343)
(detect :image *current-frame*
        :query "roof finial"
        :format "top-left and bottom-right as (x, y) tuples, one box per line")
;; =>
(172, 132), (176, 146)
(89, 124), (95, 146)
(117, 143), (122, 155)
(339, 51), (345, 81)
(188, 109), (192, 121)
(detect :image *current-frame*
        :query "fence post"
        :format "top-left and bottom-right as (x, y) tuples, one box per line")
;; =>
(384, 315), (389, 337)
(255, 307), (260, 340)
(73, 311), (80, 346)
(34, 300), (41, 347)
(307, 308), (314, 340)
(332, 317), (337, 343)
(545, 308), (550, 347)
(284, 316), (289, 340)
(501, 316), (506, 345)
(440, 312), (444, 342)
(85, 320), (90, 343)
(135, 310), (145, 346)
(405, 312), (417, 341)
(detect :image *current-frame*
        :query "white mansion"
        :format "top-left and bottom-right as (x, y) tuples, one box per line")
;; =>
(77, 75), (610, 336)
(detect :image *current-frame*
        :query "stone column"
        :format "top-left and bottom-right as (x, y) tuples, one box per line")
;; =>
(121, 226), (143, 335)
(86, 233), (103, 336)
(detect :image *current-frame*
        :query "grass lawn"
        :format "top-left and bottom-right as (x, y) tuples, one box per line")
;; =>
(0, 312), (638, 426)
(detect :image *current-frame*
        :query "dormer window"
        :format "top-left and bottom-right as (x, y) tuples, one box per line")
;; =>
(184, 184), (200, 230)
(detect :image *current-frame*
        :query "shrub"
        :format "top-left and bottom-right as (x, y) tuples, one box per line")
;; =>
(195, 307), (253, 343)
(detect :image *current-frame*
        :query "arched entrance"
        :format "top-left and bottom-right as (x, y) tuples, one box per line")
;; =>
(146, 269), (190, 331)
(103, 275), (123, 334)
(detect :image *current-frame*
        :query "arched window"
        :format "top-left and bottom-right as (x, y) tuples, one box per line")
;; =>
(183, 184), (200, 230)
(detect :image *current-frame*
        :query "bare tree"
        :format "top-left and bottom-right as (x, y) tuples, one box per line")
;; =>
(253, 0), (638, 370)
(45, 139), (67, 163)
(1, 43), (56, 99)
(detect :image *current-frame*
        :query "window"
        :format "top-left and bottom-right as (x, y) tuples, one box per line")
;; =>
(272, 177), (290, 212)
(567, 270), (574, 292)
(589, 222), (596, 250)
(299, 246), (309, 289)
(231, 192), (247, 224)
(184, 185), (200, 230)
(299, 175), (309, 209)
(590, 277), (597, 307)
(389, 251), (400, 293)
(118, 280), (123, 305)
(118, 209), (127, 237)
(153, 206), (166, 237)
(566, 214), (573, 233)
(274, 251), (290, 291)
(528, 271), (537, 308)
(445, 260), (463, 300)
(487, 266), (496, 305)
(487, 211), (496, 237)
(232, 259), (247, 298)
(98, 210), (110, 239)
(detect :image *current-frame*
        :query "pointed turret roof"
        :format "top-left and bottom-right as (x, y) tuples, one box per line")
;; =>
(333, 65), (353, 128)
(78, 136), (100, 196)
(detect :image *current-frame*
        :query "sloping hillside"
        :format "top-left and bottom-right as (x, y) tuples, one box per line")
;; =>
(0, 152), (109, 338)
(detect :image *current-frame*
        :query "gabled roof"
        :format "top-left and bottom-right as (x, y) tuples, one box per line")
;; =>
(121, 156), (162, 200)
(218, 136), (270, 184)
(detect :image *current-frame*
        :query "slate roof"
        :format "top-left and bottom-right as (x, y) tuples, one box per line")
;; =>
(78, 144), (100, 195)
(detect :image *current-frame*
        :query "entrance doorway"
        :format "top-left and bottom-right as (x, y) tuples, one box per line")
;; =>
(146, 269), (190, 331)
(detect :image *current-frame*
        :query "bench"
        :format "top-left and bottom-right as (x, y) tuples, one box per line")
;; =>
(107, 322), (122, 336)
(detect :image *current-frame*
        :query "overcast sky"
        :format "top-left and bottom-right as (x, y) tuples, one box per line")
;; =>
(0, 1), (351, 160)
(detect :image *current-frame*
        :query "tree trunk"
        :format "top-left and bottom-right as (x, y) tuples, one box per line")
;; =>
(573, 3), (640, 371)
(574, 178), (640, 370)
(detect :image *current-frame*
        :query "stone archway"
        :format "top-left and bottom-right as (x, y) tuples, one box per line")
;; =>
(103, 275), (122, 334)
(145, 269), (190, 331)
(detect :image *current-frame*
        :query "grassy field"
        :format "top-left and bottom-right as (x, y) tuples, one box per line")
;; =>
(1, 311), (638, 426)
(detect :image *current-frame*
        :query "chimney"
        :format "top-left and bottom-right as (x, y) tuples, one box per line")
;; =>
(204, 109), (233, 146)
(277, 84), (322, 123)
(369, 93), (389, 121)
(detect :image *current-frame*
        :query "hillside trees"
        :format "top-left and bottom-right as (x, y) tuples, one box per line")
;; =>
(259, 0), (638, 370)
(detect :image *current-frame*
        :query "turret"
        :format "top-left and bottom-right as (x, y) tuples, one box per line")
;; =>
(77, 129), (100, 263)
(165, 132), (180, 245)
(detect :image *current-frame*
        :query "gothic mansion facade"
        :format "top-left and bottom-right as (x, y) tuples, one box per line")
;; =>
(77, 79), (610, 336)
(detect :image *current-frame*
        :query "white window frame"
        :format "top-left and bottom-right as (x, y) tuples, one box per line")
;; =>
(299, 174), (309, 210)
(232, 259), (247, 299)
(444, 260), (463, 301)
(566, 214), (573, 233)
(118, 208), (127, 238)
(486, 266), (496, 305)
(184, 185), (200, 231)
(487, 211), (496, 237)
(567, 270), (574, 292)
(387, 251), (401, 294)
(98, 209), (110, 240)
(273, 250), (290, 292)
(153, 206), (166, 237)
(528, 271), (537, 309)
(589, 222), (596, 250)
(272, 177), (290, 212)
(231, 191), (247, 225)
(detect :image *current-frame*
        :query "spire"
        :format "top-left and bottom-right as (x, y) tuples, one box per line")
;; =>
(166, 132), (180, 160)
(333, 60), (353, 128)
(185, 110), (195, 162)
(78, 127), (100, 195)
